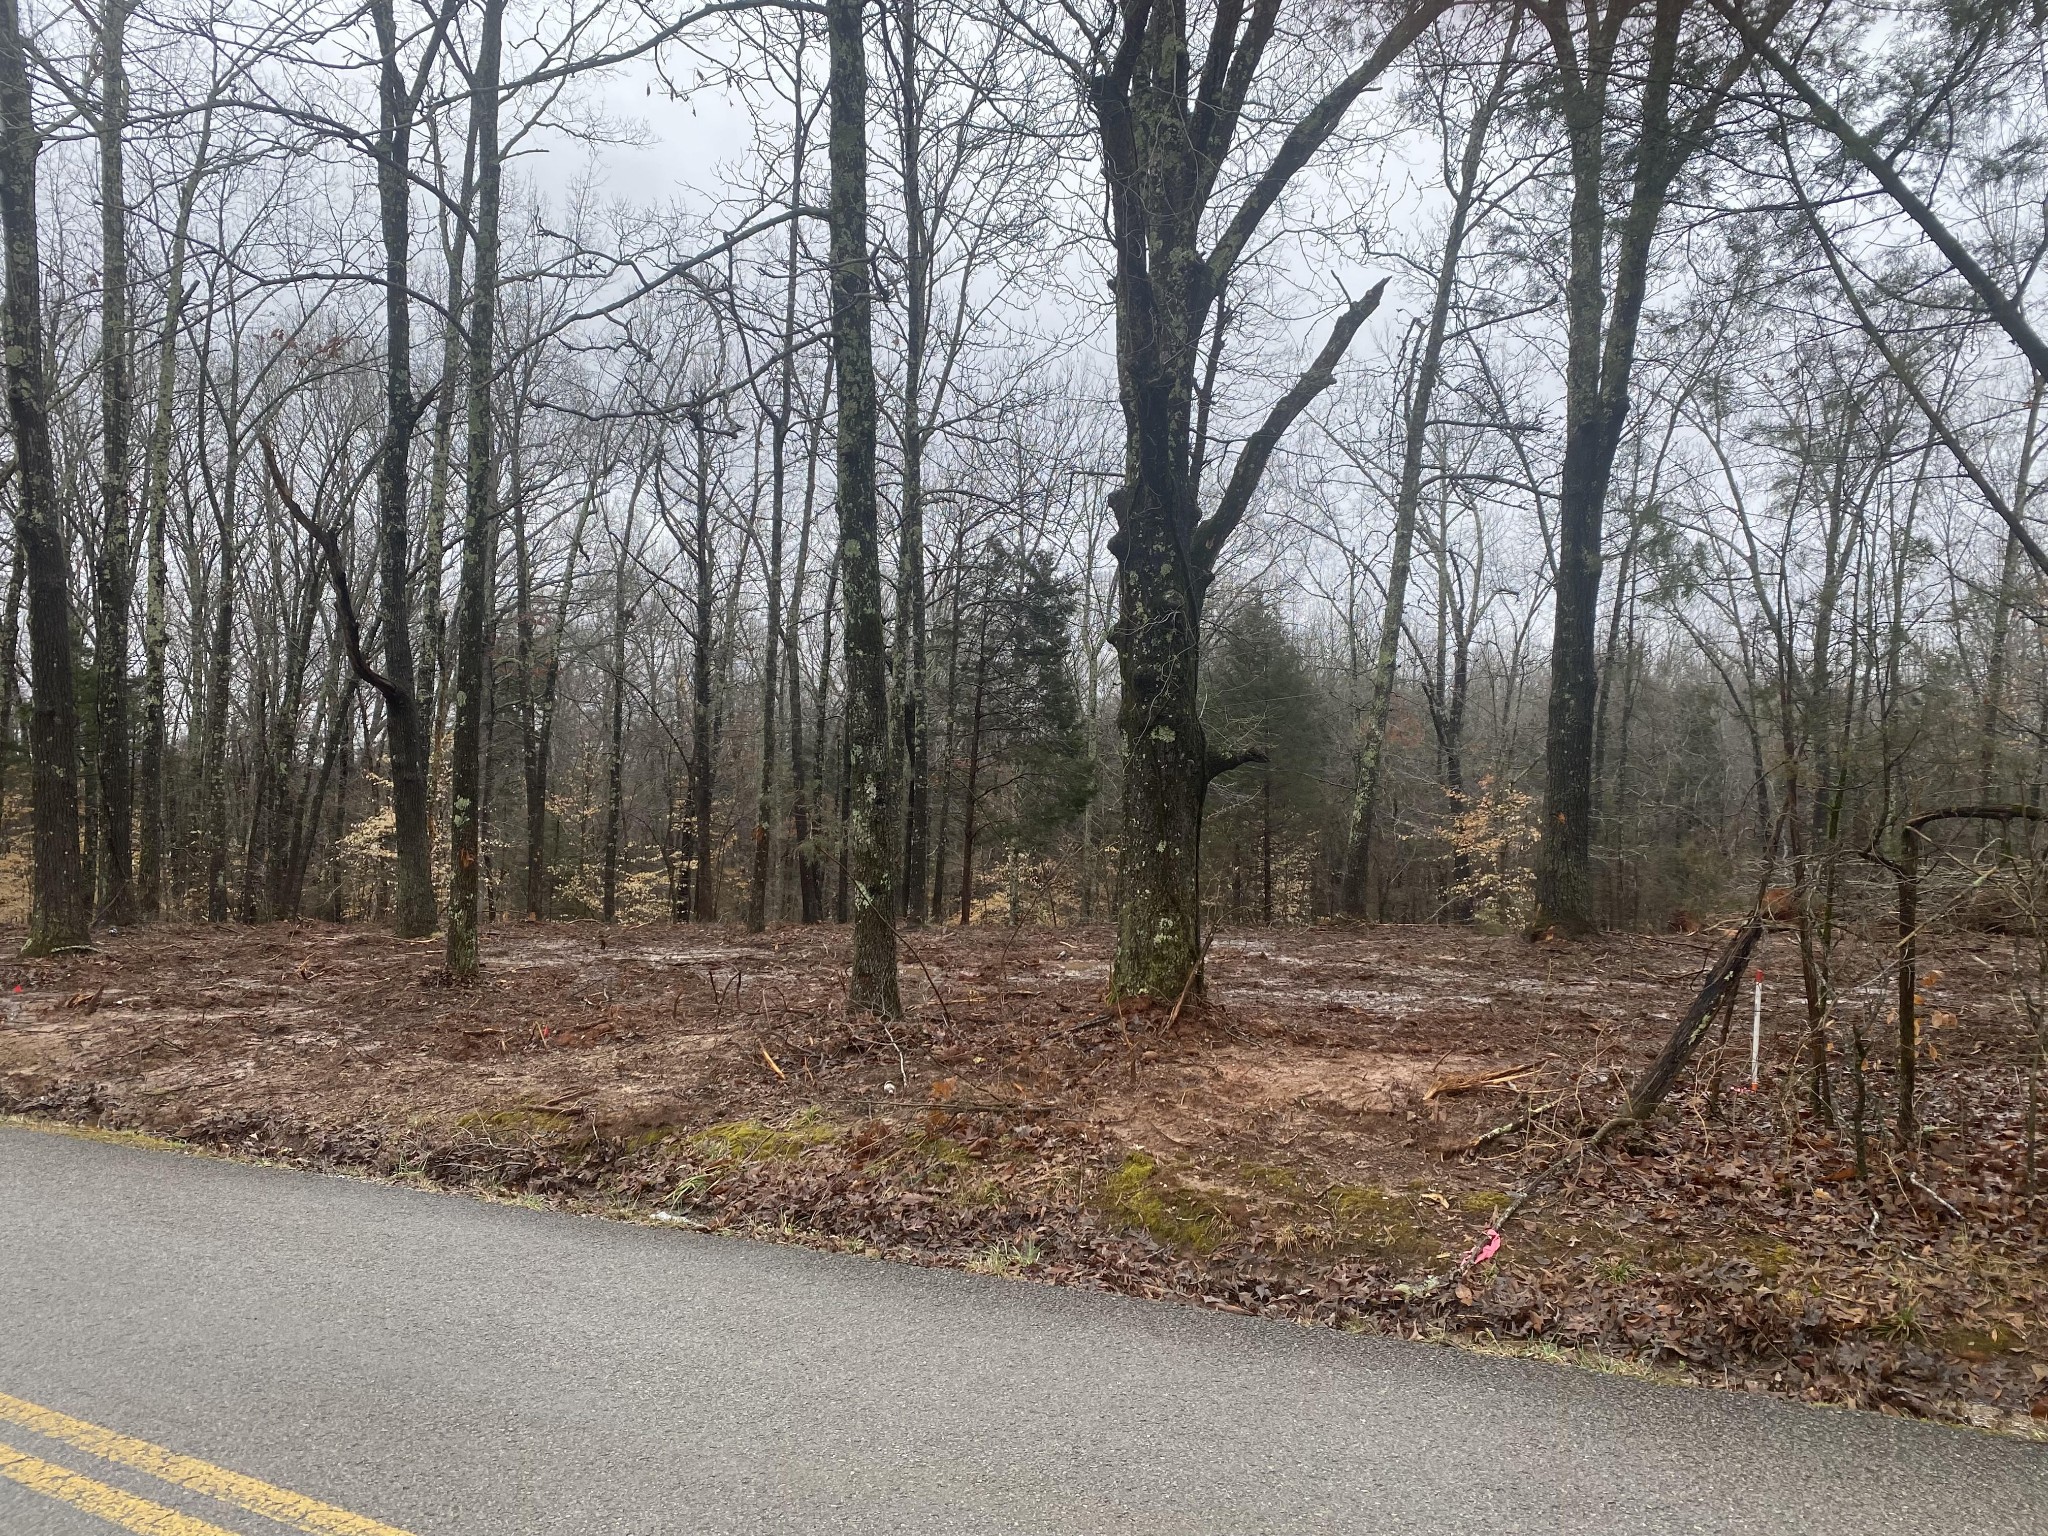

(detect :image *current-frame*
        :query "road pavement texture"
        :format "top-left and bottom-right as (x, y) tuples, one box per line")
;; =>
(1, 1123), (2042, 1535)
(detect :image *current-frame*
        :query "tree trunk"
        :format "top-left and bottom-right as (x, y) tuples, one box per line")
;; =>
(137, 106), (209, 917)
(826, 0), (900, 1015)
(518, 482), (592, 921)
(0, 0), (89, 952)
(891, 0), (930, 925)
(370, 0), (439, 940)
(1896, 820), (1919, 1149)
(834, 715), (850, 924)
(93, 0), (136, 925)
(748, 123), (805, 931)
(600, 513), (629, 923)
(1088, 2), (1422, 998)
(511, 489), (542, 918)
(1260, 770), (1273, 924)
(930, 543), (962, 923)
(200, 460), (235, 924)
(0, 540), (22, 834)
(1109, 544), (1212, 997)
(284, 644), (348, 918)
(811, 538), (840, 923)
(1978, 384), (2042, 796)
(445, 0), (503, 980)
(786, 371), (826, 924)
(420, 124), (476, 864)
(689, 414), (718, 922)
(957, 637), (987, 925)
(1532, 0), (1706, 936)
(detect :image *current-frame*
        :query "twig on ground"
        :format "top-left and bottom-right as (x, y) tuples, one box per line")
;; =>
(1465, 1095), (1569, 1154)
(1167, 932), (1216, 1033)
(878, 1017), (910, 1090)
(1907, 1172), (1962, 1219)
(895, 928), (956, 1038)
(1054, 1011), (1117, 1036)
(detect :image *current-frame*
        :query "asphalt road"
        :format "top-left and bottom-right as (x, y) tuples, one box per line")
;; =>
(0, 1123), (2041, 1536)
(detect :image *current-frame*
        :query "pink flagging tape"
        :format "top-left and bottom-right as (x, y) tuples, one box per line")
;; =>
(1462, 1227), (1502, 1268)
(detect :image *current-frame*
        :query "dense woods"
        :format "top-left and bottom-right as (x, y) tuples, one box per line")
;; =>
(0, 0), (2044, 1047)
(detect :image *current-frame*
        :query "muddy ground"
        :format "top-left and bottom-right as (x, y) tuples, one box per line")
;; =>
(1, 918), (2042, 1436)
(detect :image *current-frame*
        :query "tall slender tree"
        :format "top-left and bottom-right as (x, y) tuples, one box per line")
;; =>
(0, 0), (89, 953)
(1339, 17), (1517, 917)
(137, 101), (212, 916)
(93, 0), (136, 924)
(886, 0), (931, 924)
(368, 0), (459, 940)
(826, 0), (901, 1014)
(601, 499), (634, 922)
(446, 0), (506, 980)
(1530, 0), (1762, 934)
(747, 54), (811, 932)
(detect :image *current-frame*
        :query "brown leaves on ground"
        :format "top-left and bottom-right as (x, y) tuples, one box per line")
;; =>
(0, 919), (2040, 1436)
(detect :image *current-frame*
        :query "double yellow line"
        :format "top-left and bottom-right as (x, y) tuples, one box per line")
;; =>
(0, 1391), (415, 1536)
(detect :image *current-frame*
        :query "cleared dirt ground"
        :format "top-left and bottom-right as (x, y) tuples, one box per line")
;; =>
(2, 918), (2041, 1435)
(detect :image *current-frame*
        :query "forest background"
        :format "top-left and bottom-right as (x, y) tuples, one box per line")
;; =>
(0, 0), (2041, 996)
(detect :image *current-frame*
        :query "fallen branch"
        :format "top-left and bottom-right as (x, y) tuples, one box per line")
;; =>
(1907, 1172), (1962, 1220)
(1493, 914), (1767, 1229)
(1054, 1011), (1118, 1037)
(1425, 1062), (1541, 1102)
(1462, 1095), (1579, 1154)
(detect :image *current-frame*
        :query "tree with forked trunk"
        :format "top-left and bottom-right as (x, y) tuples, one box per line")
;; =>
(1054, 0), (1443, 999)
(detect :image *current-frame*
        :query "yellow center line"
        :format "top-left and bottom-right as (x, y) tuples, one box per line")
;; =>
(0, 1440), (245, 1536)
(0, 1392), (416, 1536)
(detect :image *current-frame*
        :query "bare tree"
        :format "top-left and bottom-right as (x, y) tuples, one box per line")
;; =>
(0, 0), (87, 953)
(1050, 0), (1433, 998)
(446, 0), (507, 981)
(827, 0), (901, 1014)
(1339, 16), (1518, 917)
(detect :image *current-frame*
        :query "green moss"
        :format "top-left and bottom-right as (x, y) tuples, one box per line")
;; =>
(1325, 1183), (1406, 1223)
(902, 1127), (974, 1171)
(1940, 1324), (2029, 1360)
(1240, 1161), (1310, 1196)
(687, 1110), (838, 1163)
(615, 1125), (683, 1153)
(1736, 1236), (1798, 1279)
(1314, 1184), (1443, 1263)
(454, 1107), (580, 1138)
(1102, 1152), (1231, 1253)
